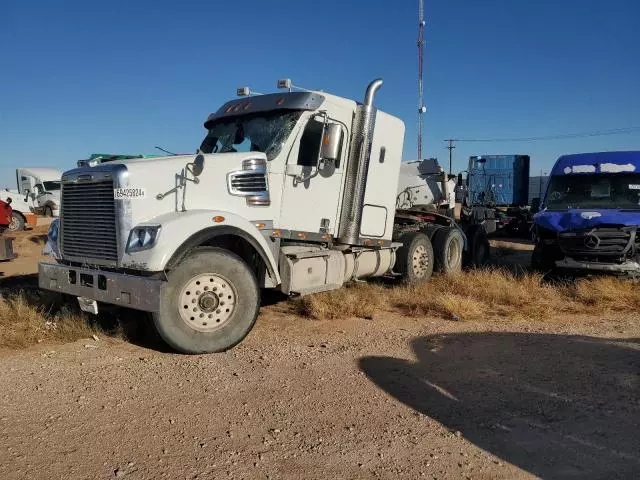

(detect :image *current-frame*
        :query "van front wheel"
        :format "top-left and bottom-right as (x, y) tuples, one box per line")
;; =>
(153, 247), (260, 354)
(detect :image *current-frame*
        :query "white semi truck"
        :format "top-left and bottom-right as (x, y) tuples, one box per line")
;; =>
(39, 79), (488, 353)
(16, 167), (62, 217)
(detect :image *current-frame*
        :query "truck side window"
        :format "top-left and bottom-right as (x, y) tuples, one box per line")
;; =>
(297, 119), (324, 167)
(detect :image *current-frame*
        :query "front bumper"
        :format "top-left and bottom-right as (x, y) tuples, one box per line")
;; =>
(555, 257), (640, 275)
(38, 262), (164, 311)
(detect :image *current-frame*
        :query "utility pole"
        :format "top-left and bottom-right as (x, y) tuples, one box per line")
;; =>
(417, 0), (426, 160)
(445, 139), (456, 175)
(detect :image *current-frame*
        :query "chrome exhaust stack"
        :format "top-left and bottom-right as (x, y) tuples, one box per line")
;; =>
(337, 78), (383, 245)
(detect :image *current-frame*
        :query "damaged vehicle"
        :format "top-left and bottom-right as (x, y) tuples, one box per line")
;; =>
(532, 151), (640, 276)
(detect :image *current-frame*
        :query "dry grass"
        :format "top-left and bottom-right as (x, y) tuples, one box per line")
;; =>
(298, 283), (388, 320)
(0, 293), (98, 349)
(298, 269), (640, 322)
(565, 276), (640, 311)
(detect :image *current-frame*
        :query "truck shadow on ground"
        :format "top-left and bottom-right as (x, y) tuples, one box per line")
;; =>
(359, 332), (640, 479)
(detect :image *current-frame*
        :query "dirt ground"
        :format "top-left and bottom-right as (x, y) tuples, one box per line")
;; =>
(0, 227), (638, 479)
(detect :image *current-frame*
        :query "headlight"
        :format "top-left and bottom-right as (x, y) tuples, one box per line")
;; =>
(126, 225), (161, 253)
(48, 218), (60, 242)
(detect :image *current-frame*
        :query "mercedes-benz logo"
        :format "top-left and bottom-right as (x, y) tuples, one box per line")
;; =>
(584, 232), (600, 249)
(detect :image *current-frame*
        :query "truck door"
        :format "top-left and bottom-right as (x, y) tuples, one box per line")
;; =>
(279, 113), (346, 236)
(19, 174), (35, 197)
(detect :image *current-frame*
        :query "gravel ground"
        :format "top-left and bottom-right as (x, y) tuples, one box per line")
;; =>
(0, 309), (638, 480)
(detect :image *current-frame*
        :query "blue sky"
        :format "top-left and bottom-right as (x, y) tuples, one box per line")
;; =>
(1, 0), (639, 187)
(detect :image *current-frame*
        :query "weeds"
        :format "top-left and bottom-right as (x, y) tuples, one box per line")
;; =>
(298, 269), (640, 321)
(0, 293), (98, 349)
(3, 265), (638, 350)
(298, 283), (388, 320)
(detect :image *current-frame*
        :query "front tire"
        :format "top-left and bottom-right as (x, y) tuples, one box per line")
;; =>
(44, 205), (53, 217)
(531, 244), (555, 273)
(153, 247), (260, 354)
(395, 232), (434, 284)
(8, 213), (26, 232)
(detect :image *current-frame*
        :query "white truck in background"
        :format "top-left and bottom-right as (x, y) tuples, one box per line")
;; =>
(16, 167), (62, 217)
(40, 78), (489, 353)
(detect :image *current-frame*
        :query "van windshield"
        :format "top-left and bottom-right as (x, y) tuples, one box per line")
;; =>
(544, 173), (640, 210)
(199, 111), (302, 161)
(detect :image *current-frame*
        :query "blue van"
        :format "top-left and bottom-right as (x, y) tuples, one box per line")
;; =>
(532, 151), (640, 275)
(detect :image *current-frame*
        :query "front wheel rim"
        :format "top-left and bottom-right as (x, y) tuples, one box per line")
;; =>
(8, 216), (19, 231)
(178, 273), (237, 332)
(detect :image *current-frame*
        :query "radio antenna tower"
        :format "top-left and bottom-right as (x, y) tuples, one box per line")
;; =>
(417, 0), (426, 160)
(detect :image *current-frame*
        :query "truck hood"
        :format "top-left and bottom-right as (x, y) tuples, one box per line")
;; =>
(534, 208), (640, 232)
(62, 151), (275, 226)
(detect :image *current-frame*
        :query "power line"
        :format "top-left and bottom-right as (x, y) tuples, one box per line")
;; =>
(454, 126), (640, 143)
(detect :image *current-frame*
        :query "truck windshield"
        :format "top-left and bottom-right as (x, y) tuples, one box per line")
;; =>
(42, 181), (60, 191)
(545, 173), (640, 210)
(199, 111), (302, 161)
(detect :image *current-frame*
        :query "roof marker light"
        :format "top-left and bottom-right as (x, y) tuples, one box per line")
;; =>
(277, 78), (292, 90)
(237, 86), (263, 97)
(277, 78), (311, 93)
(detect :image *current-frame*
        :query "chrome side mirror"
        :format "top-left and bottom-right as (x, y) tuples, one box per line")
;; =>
(320, 124), (343, 162)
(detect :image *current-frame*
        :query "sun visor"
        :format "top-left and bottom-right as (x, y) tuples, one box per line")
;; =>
(204, 92), (324, 129)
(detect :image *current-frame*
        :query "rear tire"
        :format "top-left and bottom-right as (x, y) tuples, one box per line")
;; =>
(44, 205), (53, 217)
(463, 225), (490, 268)
(153, 247), (260, 354)
(395, 232), (434, 284)
(8, 213), (26, 232)
(433, 227), (464, 275)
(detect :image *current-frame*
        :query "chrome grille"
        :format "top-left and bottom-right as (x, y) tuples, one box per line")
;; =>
(61, 179), (118, 262)
(229, 173), (267, 193)
(227, 160), (270, 206)
(558, 227), (635, 258)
